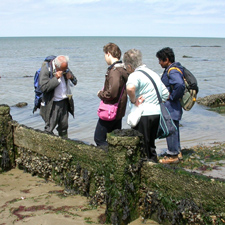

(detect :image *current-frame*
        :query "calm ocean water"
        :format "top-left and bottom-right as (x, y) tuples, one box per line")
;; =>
(0, 36), (225, 152)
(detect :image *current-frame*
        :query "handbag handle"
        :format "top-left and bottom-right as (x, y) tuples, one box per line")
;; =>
(117, 85), (126, 104)
(138, 70), (162, 104)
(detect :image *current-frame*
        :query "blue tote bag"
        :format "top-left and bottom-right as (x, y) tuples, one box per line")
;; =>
(139, 70), (177, 139)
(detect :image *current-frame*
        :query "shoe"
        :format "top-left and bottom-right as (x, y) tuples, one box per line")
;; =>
(178, 152), (183, 160)
(159, 155), (179, 164)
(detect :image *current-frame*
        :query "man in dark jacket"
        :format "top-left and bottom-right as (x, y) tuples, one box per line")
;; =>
(39, 55), (77, 138)
(156, 47), (185, 164)
(94, 43), (129, 146)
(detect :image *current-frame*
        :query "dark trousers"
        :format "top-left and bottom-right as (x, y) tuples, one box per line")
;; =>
(45, 99), (69, 137)
(94, 118), (122, 146)
(134, 115), (160, 162)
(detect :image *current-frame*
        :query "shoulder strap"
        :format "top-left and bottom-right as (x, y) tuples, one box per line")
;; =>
(138, 70), (162, 104)
(117, 85), (126, 104)
(167, 67), (183, 76)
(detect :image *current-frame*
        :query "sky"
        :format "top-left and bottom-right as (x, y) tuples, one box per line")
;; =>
(0, 0), (225, 38)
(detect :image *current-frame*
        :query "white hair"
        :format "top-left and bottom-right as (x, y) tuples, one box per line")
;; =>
(55, 55), (69, 68)
(123, 49), (142, 70)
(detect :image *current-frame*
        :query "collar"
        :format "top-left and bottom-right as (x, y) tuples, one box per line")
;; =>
(52, 60), (56, 73)
(165, 62), (176, 72)
(108, 60), (122, 70)
(135, 64), (146, 72)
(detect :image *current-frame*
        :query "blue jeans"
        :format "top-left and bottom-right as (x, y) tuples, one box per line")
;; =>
(166, 120), (181, 156)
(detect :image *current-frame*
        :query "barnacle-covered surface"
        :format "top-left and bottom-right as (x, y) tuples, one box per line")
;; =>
(140, 163), (225, 224)
(176, 143), (225, 172)
(0, 104), (14, 172)
(2, 105), (225, 225)
(13, 126), (145, 224)
(105, 129), (144, 224)
(13, 124), (110, 199)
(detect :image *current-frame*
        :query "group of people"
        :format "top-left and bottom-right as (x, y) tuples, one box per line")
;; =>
(38, 43), (185, 164)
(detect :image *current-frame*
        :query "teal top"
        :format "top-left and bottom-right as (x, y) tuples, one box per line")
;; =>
(126, 65), (169, 116)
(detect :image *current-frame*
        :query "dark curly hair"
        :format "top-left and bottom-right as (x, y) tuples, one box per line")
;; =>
(156, 47), (175, 63)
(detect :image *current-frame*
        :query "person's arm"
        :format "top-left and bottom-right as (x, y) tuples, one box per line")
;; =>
(127, 84), (144, 106)
(161, 82), (170, 102)
(98, 69), (121, 101)
(39, 63), (59, 93)
(126, 84), (136, 104)
(65, 69), (77, 86)
(168, 70), (185, 101)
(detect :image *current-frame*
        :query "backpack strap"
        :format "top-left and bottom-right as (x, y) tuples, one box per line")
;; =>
(167, 67), (183, 76)
(167, 67), (184, 93)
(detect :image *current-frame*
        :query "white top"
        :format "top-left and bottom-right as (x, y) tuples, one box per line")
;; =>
(52, 61), (68, 101)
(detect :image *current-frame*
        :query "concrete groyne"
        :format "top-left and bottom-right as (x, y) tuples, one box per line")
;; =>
(1, 104), (225, 225)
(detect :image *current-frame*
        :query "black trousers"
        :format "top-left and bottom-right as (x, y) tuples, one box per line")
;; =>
(134, 115), (160, 162)
(94, 118), (122, 146)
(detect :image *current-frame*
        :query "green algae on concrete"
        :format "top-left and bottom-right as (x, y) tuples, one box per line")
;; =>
(2, 104), (225, 224)
(105, 129), (144, 225)
(0, 105), (14, 171)
(140, 163), (225, 224)
(176, 143), (225, 171)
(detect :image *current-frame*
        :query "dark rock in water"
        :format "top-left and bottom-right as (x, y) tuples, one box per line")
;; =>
(197, 93), (225, 107)
(183, 55), (193, 58)
(23, 75), (33, 78)
(14, 102), (28, 107)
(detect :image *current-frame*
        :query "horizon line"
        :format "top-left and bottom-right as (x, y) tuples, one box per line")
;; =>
(0, 35), (224, 39)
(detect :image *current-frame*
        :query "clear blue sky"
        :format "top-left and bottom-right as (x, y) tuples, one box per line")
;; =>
(1, 0), (224, 38)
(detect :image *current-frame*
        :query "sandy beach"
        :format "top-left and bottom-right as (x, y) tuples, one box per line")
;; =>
(0, 168), (106, 225)
(0, 168), (159, 225)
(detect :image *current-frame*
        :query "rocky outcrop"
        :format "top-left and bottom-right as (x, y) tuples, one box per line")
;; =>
(197, 93), (225, 107)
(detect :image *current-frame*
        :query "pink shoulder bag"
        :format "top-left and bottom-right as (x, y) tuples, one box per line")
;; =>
(97, 85), (125, 121)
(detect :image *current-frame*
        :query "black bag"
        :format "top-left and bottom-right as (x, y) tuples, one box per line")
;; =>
(168, 66), (199, 111)
(139, 70), (177, 139)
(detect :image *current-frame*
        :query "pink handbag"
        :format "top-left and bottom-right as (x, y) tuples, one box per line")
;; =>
(97, 85), (125, 121)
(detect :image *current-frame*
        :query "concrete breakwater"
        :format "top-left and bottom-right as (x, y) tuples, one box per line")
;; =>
(1, 104), (225, 225)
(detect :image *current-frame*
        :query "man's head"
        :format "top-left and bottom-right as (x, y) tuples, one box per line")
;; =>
(103, 43), (121, 65)
(123, 49), (143, 74)
(156, 47), (175, 68)
(55, 55), (69, 71)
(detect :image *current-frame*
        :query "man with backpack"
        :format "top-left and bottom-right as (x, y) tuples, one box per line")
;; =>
(156, 47), (185, 164)
(39, 55), (77, 138)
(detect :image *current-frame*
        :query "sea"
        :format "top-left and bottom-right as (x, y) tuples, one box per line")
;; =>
(0, 36), (225, 153)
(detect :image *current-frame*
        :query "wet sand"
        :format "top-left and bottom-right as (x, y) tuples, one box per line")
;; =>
(0, 168), (105, 225)
(0, 168), (158, 225)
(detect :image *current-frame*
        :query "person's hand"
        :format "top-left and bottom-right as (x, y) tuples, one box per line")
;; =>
(55, 71), (63, 79)
(135, 95), (145, 106)
(66, 71), (73, 80)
